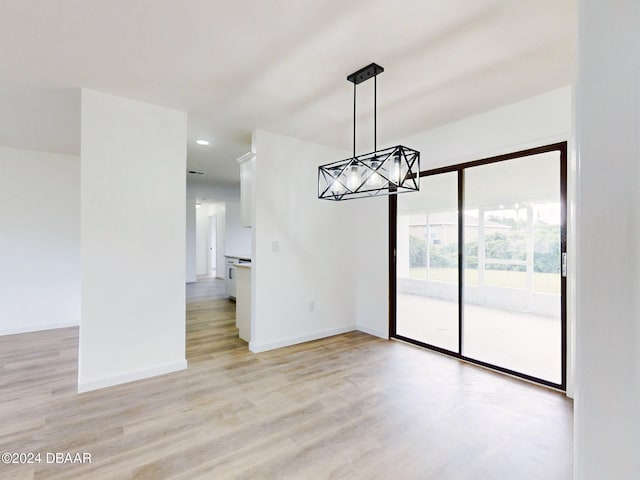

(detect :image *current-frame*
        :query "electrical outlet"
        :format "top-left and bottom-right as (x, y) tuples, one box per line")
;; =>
(272, 240), (280, 253)
(308, 301), (315, 312)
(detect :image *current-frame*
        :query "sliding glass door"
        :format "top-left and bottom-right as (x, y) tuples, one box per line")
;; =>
(462, 151), (564, 384)
(391, 143), (566, 389)
(395, 172), (459, 352)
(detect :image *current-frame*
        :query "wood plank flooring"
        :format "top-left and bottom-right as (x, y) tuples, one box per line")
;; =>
(0, 277), (573, 479)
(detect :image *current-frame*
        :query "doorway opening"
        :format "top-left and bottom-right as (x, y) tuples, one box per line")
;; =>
(209, 215), (217, 277)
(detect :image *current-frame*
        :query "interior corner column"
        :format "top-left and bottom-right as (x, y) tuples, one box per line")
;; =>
(79, 89), (187, 392)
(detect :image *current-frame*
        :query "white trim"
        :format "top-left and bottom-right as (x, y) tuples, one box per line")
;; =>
(356, 325), (388, 339)
(235, 151), (255, 165)
(0, 322), (78, 336)
(249, 325), (357, 353)
(78, 359), (187, 393)
(435, 133), (572, 170)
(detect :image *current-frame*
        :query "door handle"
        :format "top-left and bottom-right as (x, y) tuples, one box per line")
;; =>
(561, 252), (567, 277)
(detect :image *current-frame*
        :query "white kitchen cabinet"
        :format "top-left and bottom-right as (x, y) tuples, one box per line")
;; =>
(225, 255), (251, 299)
(235, 263), (251, 342)
(236, 152), (255, 228)
(224, 257), (236, 298)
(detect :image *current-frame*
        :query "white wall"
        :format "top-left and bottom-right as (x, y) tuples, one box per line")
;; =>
(79, 89), (187, 392)
(251, 130), (357, 352)
(355, 87), (575, 382)
(0, 146), (80, 334)
(195, 203), (212, 276)
(186, 196), (197, 283)
(215, 206), (225, 278)
(224, 201), (251, 257)
(186, 180), (241, 203)
(401, 86), (573, 169)
(575, 1), (640, 478)
(354, 197), (390, 339)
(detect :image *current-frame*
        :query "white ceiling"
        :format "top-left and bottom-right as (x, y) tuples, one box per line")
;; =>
(0, 0), (575, 186)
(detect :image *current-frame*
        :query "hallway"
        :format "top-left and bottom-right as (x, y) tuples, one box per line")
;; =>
(185, 276), (246, 362)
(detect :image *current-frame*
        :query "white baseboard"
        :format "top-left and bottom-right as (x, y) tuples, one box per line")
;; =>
(186, 272), (197, 283)
(356, 325), (389, 339)
(0, 322), (79, 336)
(249, 325), (357, 353)
(78, 359), (188, 393)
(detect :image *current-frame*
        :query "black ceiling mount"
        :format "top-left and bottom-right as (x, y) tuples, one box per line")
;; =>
(346, 63), (384, 84)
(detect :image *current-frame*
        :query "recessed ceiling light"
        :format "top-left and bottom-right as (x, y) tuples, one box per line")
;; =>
(196, 139), (210, 146)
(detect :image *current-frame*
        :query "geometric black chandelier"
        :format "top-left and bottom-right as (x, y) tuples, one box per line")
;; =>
(318, 63), (420, 201)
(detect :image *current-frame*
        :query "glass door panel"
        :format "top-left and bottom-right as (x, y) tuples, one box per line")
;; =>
(396, 172), (459, 352)
(462, 152), (562, 384)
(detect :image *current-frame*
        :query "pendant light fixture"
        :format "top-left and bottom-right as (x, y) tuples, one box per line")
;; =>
(318, 63), (420, 201)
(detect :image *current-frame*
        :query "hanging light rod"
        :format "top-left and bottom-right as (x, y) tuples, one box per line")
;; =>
(318, 63), (420, 201)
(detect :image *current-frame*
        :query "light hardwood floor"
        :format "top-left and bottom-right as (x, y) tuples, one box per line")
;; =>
(0, 277), (573, 479)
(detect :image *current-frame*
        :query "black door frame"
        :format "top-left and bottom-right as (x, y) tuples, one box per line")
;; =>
(389, 142), (568, 390)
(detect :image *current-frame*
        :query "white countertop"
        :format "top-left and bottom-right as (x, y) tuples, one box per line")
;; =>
(225, 254), (252, 260)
